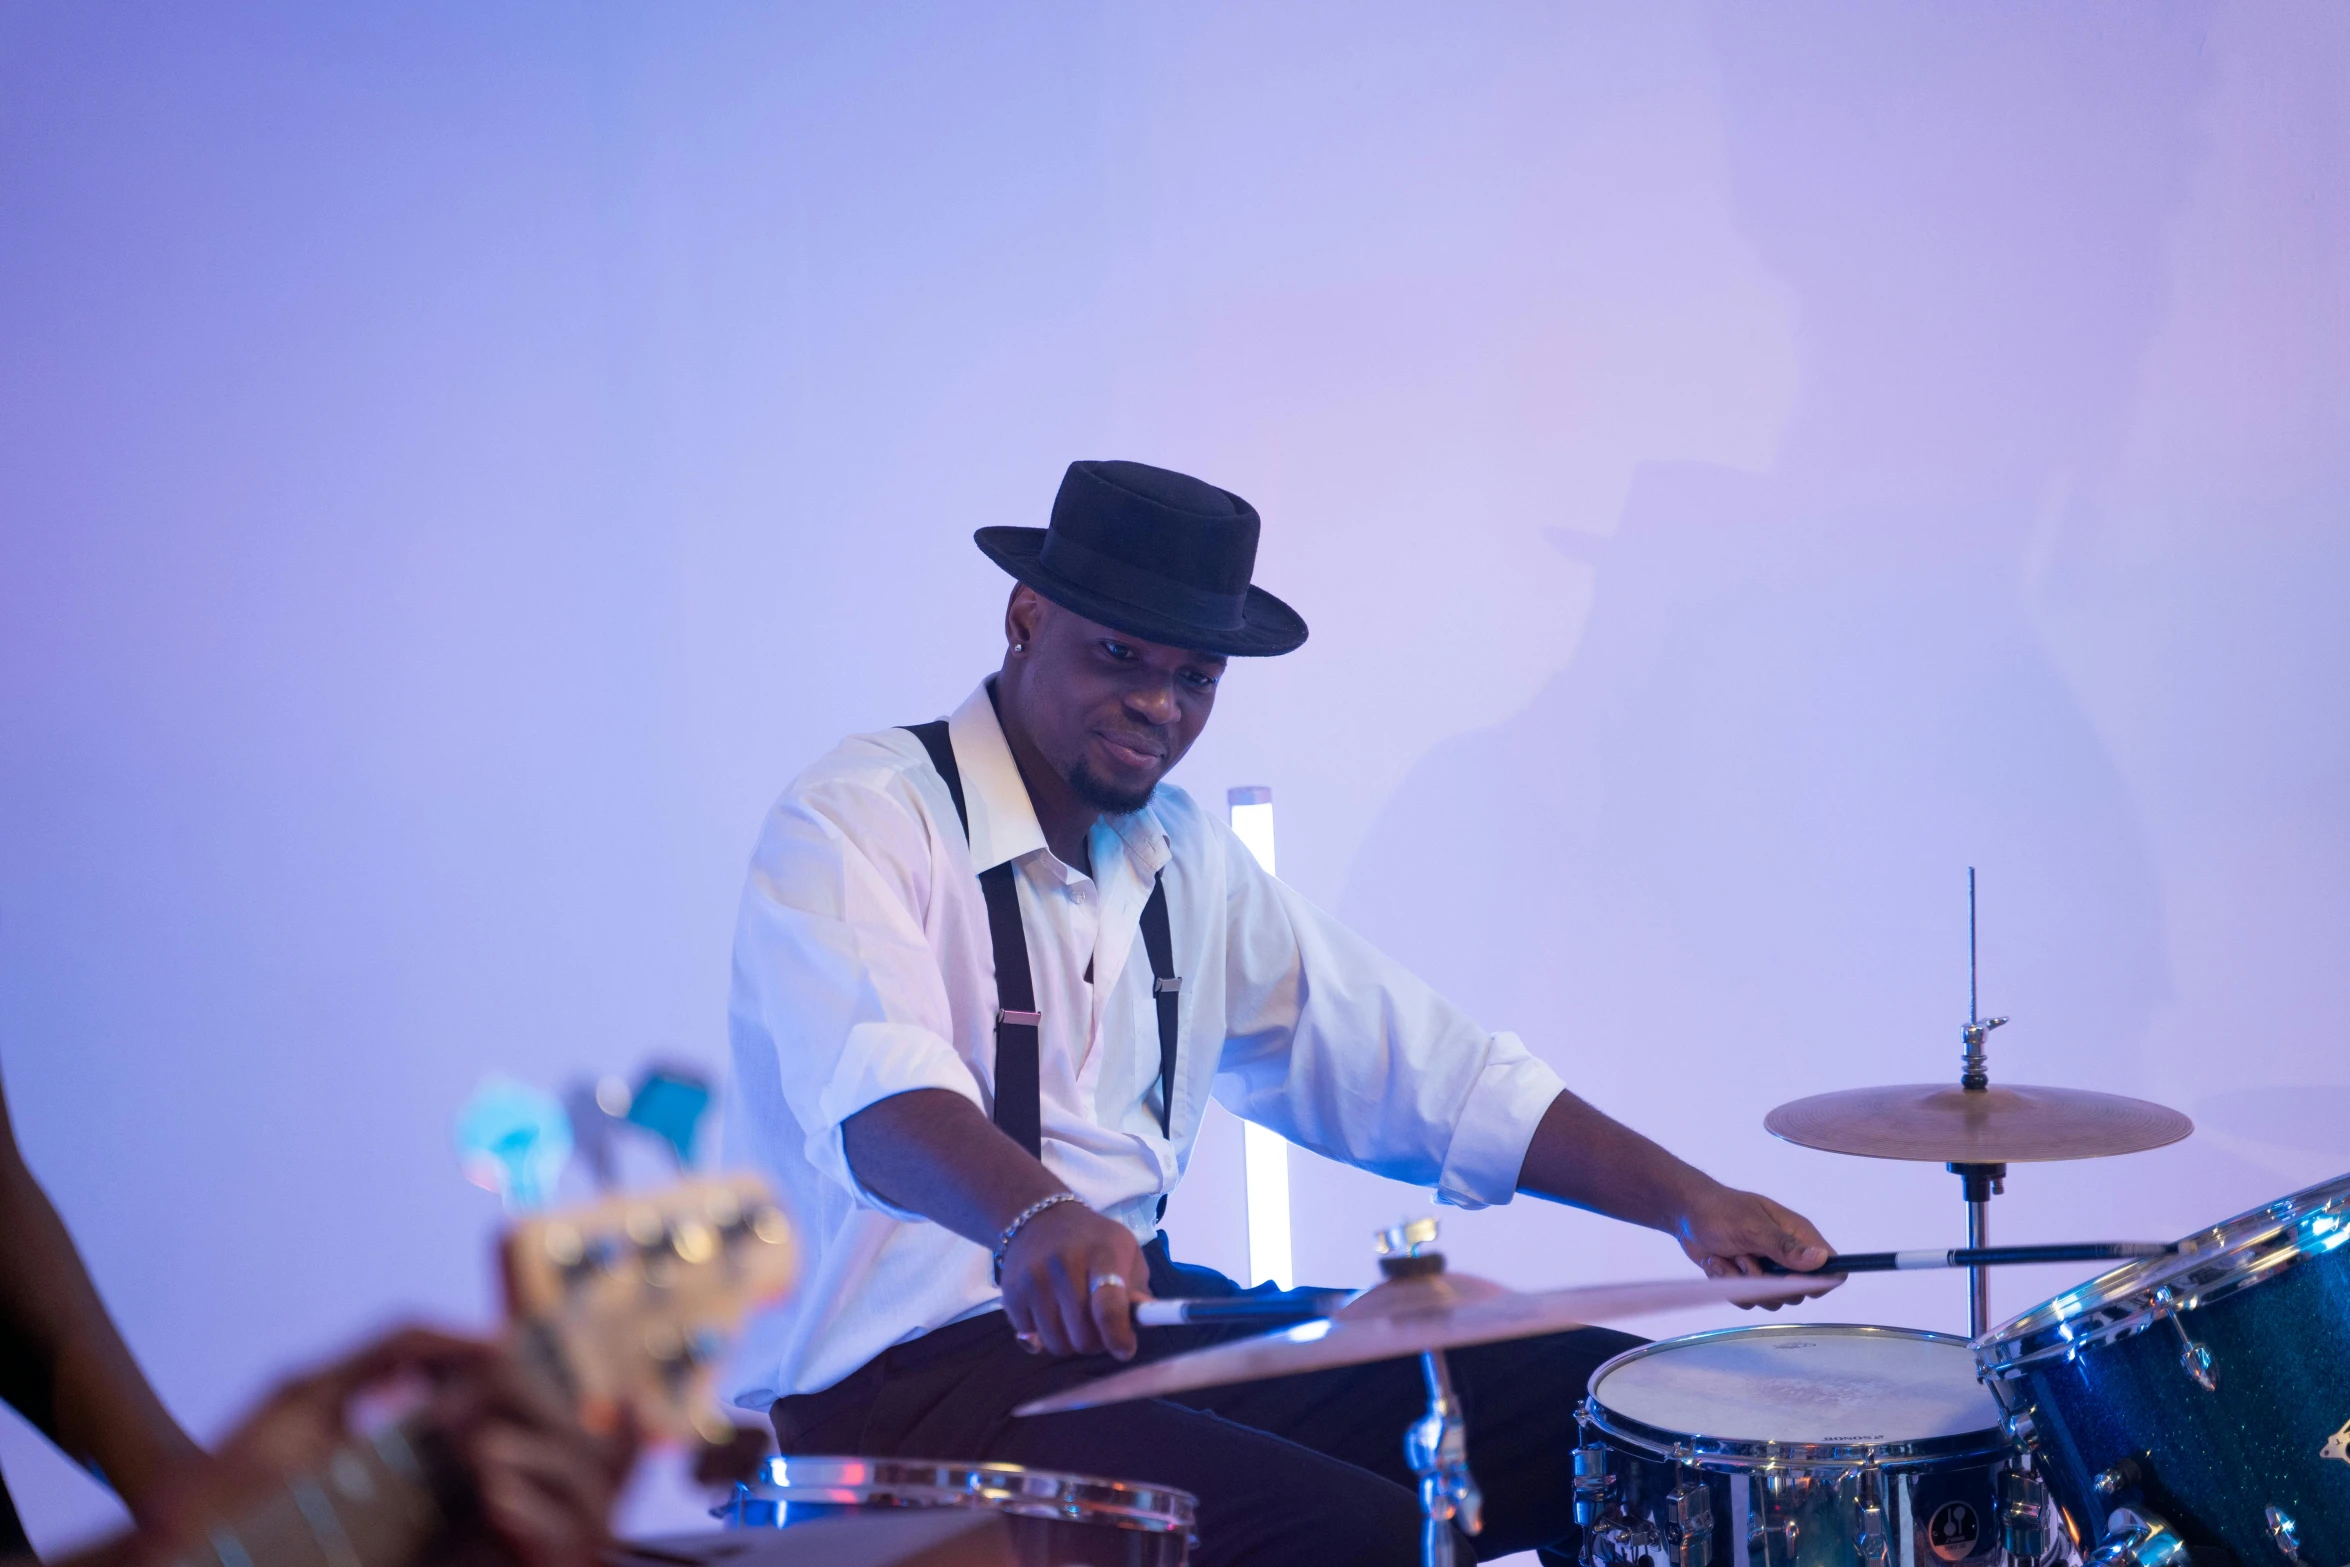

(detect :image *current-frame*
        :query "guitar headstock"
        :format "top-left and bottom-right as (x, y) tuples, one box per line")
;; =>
(501, 1174), (797, 1443)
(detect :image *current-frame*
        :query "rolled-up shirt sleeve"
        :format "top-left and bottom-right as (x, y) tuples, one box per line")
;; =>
(729, 771), (985, 1215)
(1210, 823), (1565, 1209)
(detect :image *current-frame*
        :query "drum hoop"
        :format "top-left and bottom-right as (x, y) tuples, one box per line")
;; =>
(1582, 1323), (2009, 1470)
(1975, 1170), (2350, 1379)
(744, 1456), (1197, 1532)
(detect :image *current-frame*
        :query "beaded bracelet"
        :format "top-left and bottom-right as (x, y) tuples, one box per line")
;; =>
(991, 1192), (1086, 1284)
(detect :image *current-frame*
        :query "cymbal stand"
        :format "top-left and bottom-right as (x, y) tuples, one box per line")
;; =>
(1376, 1220), (1483, 1567)
(1407, 1348), (1481, 1567)
(1955, 869), (2009, 1339)
(1950, 1158), (2006, 1336)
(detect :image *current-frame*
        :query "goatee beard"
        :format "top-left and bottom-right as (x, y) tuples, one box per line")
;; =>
(1068, 760), (1156, 816)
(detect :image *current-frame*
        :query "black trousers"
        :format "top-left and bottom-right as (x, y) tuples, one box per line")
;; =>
(769, 1238), (1641, 1566)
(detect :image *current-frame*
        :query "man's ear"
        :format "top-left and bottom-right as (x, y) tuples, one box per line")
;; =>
(1006, 584), (1047, 648)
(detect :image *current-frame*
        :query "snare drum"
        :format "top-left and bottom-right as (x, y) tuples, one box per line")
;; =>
(1977, 1171), (2350, 1567)
(1577, 1324), (2045, 1567)
(719, 1455), (1196, 1566)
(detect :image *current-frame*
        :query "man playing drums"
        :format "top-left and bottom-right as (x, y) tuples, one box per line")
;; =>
(726, 459), (1835, 1564)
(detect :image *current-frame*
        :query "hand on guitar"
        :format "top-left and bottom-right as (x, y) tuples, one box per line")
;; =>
(129, 1327), (631, 1567)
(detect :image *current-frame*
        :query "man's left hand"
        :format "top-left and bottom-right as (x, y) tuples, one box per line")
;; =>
(1674, 1185), (1841, 1308)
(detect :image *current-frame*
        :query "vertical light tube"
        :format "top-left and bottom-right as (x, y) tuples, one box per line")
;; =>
(1226, 786), (1294, 1290)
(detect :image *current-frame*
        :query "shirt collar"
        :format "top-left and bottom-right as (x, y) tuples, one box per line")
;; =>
(945, 680), (1171, 878)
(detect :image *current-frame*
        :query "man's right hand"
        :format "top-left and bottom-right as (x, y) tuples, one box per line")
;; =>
(840, 1091), (1156, 1361)
(998, 1200), (1151, 1362)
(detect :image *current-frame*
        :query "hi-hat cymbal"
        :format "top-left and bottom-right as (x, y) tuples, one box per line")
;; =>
(1765, 1083), (2193, 1163)
(1014, 1271), (1816, 1417)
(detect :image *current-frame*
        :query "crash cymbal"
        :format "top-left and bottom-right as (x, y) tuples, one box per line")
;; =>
(1013, 1271), (1816, 1416)
(1764, 1083), (2193, 1164)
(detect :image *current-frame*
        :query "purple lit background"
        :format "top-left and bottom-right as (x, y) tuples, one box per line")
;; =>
(4, 3), (2346, 1554)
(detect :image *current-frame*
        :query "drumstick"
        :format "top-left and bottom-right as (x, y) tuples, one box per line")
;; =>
(1755, 1242), (2175, 1275)
(1132, 1289), (1351, 1327)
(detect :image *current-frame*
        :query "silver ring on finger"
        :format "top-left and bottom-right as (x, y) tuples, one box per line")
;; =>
(1088, 1273), (1127, 1294)
(1015, 1330), (1044, 1352)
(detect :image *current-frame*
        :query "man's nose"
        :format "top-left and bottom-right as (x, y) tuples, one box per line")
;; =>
(1124, 677), (1178, 725)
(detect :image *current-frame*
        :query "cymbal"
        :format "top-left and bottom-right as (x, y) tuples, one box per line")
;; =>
(1765, 1083), (2193, 1163)
(1013, 1271), (1817, 1417)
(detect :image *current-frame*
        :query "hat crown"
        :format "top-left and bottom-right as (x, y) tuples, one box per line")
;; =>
(971, 457), (1306, 656)
(1050, 460), (1260, 600)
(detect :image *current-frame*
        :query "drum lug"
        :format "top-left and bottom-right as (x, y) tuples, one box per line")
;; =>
(2088, 1508), (2192, 1567)
(2000, 1460), (2052, 1566)
(1854, 1461), (1891, 1566)
(1572, 1424), (1616, 1528)
(2151, 1288), (2219, 1392)
(1665, 1477), (1714, 1567)
(2262, 1505), (2301, 1564)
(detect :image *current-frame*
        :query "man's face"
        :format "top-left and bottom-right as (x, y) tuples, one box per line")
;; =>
(999, 587), (1226, 814)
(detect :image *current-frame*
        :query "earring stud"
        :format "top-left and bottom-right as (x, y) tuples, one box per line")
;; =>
(1011, 643), (1025, 654)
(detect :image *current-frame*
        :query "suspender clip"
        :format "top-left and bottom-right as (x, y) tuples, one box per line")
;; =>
(996, 1008), (1042, 1028)
(1154, 977), (1182, 995)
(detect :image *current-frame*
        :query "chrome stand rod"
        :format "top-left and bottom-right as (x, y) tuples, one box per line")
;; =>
(1407, 1348), (1481, 1567)
(1967, 1197), (1991, 1338)
(1951, 1161), (2006, 1339)
(1957, 872), (2008, 1340)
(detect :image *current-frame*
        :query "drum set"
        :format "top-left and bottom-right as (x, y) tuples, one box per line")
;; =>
(713, 895), (2347, 1567)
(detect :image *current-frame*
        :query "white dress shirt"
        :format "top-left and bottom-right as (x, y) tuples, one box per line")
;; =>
(723, 682), (1567, 1404)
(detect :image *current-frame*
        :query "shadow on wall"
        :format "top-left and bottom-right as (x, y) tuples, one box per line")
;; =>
(1306, 6), (2223, 1283)
(2192, 1088), (2350, 1159)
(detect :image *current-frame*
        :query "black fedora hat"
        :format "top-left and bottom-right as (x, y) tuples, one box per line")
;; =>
(975, 460), (1308, 657)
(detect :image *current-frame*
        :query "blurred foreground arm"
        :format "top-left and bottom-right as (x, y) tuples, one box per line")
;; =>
(0, 1077), (203, 1519)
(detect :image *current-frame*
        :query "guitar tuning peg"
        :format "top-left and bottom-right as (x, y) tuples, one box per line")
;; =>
(622, 1064), (714, 1168)
(454, 1077), (573, 1212)
(671, 1217), (718, 1265)
(542, 1223), (585, 1268)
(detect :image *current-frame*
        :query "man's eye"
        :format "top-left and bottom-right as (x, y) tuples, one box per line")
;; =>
(1102, 641), (1135, 661)
(1183, 670), (1220, 690)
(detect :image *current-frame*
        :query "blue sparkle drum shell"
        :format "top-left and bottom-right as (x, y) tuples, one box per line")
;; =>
(718, 1455), (1196, 1566)
(1975, 1171), (2350, 1567)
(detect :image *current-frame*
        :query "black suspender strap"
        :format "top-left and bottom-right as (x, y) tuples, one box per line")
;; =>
(1138, 876), (1179, 1137)
(901, 718), (1180, 1164)
(905, 721), (1038, 1157)
(905, 720), (967, 829)
(978, 860), (1043, 1158)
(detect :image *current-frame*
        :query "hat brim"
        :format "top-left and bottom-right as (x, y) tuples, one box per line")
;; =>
(974, 527), (1308, 657)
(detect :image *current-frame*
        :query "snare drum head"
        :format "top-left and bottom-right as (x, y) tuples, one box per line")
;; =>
(1590, 1324), (2002, 1449)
